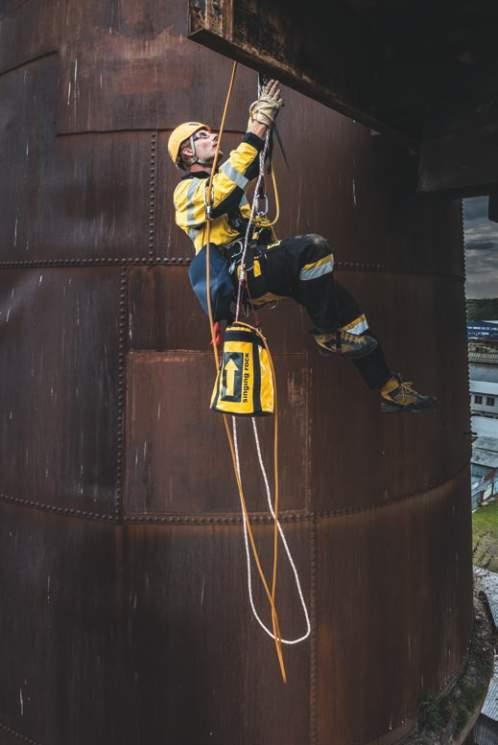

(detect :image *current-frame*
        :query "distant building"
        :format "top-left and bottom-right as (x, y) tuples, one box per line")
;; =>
(469, 348), (498, 508)
(468, 321), (498, 347)
(473, 659), (498, 745)
(470, 352), (498, 440)
(472, 437), (498, 481)
(471, 437), (498, 510)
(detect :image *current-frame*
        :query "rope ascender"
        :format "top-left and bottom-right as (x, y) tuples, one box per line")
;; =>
(202, 63), (310, 684)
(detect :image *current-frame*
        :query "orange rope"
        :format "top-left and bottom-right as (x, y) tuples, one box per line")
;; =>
(202, 62), (286, 682)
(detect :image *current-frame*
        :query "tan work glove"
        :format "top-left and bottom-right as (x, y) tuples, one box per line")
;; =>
(247, 79), (283, 128)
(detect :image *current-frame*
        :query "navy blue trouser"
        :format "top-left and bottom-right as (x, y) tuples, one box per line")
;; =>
(245, 233), (392, 390)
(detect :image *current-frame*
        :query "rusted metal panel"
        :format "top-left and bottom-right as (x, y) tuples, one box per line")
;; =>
(0, 501), (311, 745)
(344, 135), (465, 279)
(34, 132), (152, 260)
(125, 350), (310, 515)
(0, 0), (254, 133)
(0, 268), (121, 516)
(128, 266), (207, 351)
(0, 56), (154, 260)
(315, 471), (473, 745)
(128, 265), (310, 354)
(125, 519), (311, 745)
(308, 272), (470, 514)
(0, 502), (129, 745)
(54, 0), (255, 134)
(0, 0), (61, 74)
(0, 55), (58, 261)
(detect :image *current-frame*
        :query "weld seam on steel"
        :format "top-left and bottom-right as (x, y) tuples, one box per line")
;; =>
(0, 257), (192, 267)
(0, 258), (465, 279)
(57, 128), (248, 138)
(309, 513), (318, 745)
(148, 132), (158, 258)
(315, 463), (469, 519)
(0, 49), (58, 79)
(0, 465), (467, 523)
(0, 493), (115, 520)
(114, 267), (129, 520)
(0, 720), (44, 745)
(123, 511), (312, 525)
(123, 465), (468, 523)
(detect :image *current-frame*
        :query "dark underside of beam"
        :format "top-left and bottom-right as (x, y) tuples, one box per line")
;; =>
(189, 0), (498, 193)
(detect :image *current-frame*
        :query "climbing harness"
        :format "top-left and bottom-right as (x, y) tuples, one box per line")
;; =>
(202, 62), (310, 683)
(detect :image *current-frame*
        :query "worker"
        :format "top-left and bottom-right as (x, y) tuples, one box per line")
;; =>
(168, 80), (435, 413)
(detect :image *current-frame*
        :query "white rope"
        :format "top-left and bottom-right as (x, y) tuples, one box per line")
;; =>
(232, 416), (311, 645)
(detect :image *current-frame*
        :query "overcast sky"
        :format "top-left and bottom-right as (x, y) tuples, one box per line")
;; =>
(464, 196), (498, 299)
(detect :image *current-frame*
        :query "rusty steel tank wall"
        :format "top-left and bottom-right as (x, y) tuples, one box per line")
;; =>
(0, 2), (473, 744)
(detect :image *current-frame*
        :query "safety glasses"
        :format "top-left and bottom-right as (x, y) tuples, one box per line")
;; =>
(192, 130), (212, 142)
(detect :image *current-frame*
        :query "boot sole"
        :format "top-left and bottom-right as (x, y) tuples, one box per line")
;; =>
(381, 400), (437, 413)
(316, 340), (378, 359)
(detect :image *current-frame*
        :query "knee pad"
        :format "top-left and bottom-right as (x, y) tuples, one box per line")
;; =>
(307, 233), (334, 262)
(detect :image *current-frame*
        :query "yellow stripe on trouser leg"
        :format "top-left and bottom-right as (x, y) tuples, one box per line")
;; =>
(339, 313), (369, 335)
(299, 253), (334, 280)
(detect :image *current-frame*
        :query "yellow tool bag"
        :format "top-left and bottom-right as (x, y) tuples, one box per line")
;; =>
(211, 322), (274, 416)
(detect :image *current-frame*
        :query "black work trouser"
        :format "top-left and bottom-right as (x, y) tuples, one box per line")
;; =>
(245, 233), (392, 390)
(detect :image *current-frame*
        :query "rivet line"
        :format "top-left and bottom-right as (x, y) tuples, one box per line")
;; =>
(114, 267), (128, 520)
(0, 465), (467, 523)
(148, 132), (158, 258)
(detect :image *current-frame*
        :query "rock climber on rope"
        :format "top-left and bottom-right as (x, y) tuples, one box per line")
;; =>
(168, 79), (436, 413)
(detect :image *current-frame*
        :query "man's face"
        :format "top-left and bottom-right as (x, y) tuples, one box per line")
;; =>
(186, 129), (222, 165)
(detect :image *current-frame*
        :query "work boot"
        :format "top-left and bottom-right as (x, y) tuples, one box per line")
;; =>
(312, 329), (378, 359)
(380, 374), (436, 413)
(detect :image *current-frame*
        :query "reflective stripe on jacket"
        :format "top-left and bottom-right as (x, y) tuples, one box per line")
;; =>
(173, 132), (264, 254)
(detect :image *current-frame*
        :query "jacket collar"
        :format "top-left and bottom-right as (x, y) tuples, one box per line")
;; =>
(180, 169), (210, 181)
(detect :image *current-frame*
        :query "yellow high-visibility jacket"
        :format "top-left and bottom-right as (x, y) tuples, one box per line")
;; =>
(173, 133), (264, 255)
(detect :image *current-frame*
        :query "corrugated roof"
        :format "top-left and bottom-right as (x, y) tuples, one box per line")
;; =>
(472, 451), (498, 469)
(470, 364), (498, 383)
(481, 659), (498, 721)
(470, 380), (498, 395)
(472, 437), (498, 468)
(474, 569), (498, 722)
(472, 415), (498, 439)
(475, 437), (498, 451)
(475, 567), (498, 629)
